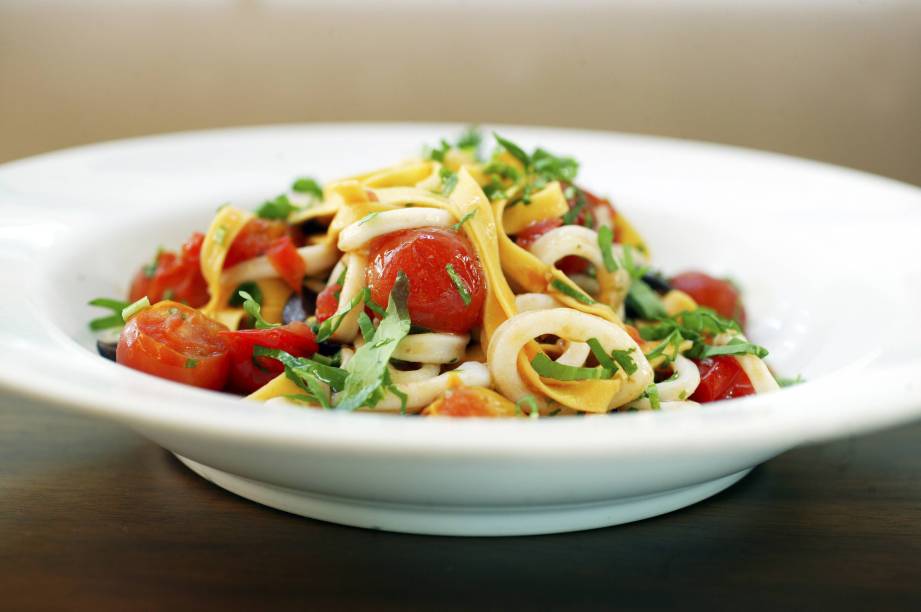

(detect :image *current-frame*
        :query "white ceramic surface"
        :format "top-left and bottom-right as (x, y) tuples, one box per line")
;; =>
(1, 123), (920, 536)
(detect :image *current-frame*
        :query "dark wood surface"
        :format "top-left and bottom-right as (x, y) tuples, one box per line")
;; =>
(2, 399), (920, 612)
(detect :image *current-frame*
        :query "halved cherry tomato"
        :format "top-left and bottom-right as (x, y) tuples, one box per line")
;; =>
(690, 356), (755, 403)
(220, 322), (318, 394)
(515, 218), (588, 275)
(116, 301), (230, 390)
(129, 233), (209, 307)
(367, 227), (485, 334)
(315, 282), (342, 323)
(266, 235), (306, 291)
(670, 271), (746, 326)
(223, 218), (288, 268)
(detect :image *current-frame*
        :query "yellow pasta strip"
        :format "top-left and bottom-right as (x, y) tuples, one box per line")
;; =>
(518, 352), (622, 414)
(247, 372), (303, 401)
(502, 181), (569, 235)
(200, 206), (254, 318)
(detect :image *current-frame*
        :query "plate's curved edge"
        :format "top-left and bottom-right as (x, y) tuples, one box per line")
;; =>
(177, 454), (752, 536)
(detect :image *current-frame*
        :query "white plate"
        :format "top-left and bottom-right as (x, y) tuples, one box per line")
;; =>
(2, 123), (920, 536)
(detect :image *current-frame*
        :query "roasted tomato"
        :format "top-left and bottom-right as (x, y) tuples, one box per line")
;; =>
(670, 271), (746, 326)
(314, 282), (342, 323)
(690, 356), (755, 403)
(266, 235), (306, 291)
(223, 218), (288, 268)
(220, 322), (318, 394)
(515, 218), (588, 275)
(116, 301), (230, 390)
(129, 233), (209, 307)
(367, 227), (485, 334)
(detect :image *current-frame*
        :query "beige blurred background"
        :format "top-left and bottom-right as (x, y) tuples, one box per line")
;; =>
(1, 0), (920, 186)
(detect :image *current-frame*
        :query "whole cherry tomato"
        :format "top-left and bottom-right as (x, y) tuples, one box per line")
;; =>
(367, 227), (485, 334)
(116, 301), (230, 390)
(690, 356), (755, 403)
(670, 271), (746, 326)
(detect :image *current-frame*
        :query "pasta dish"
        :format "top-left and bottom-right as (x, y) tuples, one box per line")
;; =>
(89, 129), (781, 417)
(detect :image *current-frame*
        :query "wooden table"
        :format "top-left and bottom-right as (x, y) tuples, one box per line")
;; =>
(3, 399), (920, 611)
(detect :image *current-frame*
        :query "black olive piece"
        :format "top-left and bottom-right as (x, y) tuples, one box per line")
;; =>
(282, 287), (318, 325)
(96, 339), (118, 362)
(316, 341), (340, 356)
(641, 272), (672, 295)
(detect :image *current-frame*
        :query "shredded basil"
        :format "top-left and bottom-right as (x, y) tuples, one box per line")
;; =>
(239, 290), (279, 329)
(121, 296), (150, 322)
(440, 167), (458, 195)
(700, 337), (768, 359)
(646, 383), (661, 410)
(597, 225), (618, 273)
(229, 282), (262, 307)
(291, 177), (323, 199)
(452, 209), (477, 231)
(315, 288), (365, 342)
(256, 194), (297, 220)
(530, 352), (614, 381)
(550, 278), (594, 305)
(88, 297), (131, 331)
(516, 395), (540, 419)
(445, 263), (472, 306)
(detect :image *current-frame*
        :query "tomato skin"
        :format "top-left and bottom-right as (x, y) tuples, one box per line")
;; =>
(223, 218), (288, 268)
(220, 322), (318, 394)
(690, 356), (755, 403)
(367, 227), (485, 335)
(116, 301), (230, 390)
(515, 218), (588, 275)
(129, 232), (209, 307)
(670, 271), (747, 326)
(266, 236), (306, 291)
(315, 283), (341, 323)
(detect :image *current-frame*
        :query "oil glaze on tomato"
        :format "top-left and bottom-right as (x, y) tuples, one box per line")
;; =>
(367, 227), (485, 334)
(690, 356), (755, 403)
(670, 271), (746, 326)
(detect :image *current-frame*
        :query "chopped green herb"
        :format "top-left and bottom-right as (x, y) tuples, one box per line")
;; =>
(550, 278), (594, 305)
(255, 346), (347, 408)
(610, 348), (639, 375)
(363, 292), (388, 318)
(213, 226), (227, 246)
(587, 338), (618, 371)
(626, 279), (667, 320)
(357, 211), (380, 225)
(483, 161), (521, 182)
(678, 390), (688, 400)
(700, 337), (768, 359)
(229, 282), (262, 307)
(776, 373), (805, 388)
(239, 290), (279, 329)
(530, 352), (614, 381)
(456, 126), (482, 153)
(335, 265), (348, 287)
(516, 395), (540, 419)
(162, 289), (174, 301)
(562, 190), (587, 225)
(646, 383), (661, 410)
(291, 177), (323, 199)
(142, 247), (163, 278)
(493, 133), (530, 169)
(381, 368), (408, 415)
(357, 311), (375, 342)
(440, 167), (458, 195)
(88, 297), (131, 331)
(597, 225), (618, 273)
(445, 263), (472, 306)
(316, 288), (365, 342)
(452, 209), (477, 231)
(184, 358), (198, 369)
(334, 272), (412, 411)
(256, 194), (297, 220)
(531, 148), (579, 183)
(121, 296), (150, 322)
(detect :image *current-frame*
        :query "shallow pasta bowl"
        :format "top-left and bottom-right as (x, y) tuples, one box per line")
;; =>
(1, 123), (920, 536)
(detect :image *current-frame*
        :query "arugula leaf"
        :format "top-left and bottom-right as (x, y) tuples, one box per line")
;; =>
(626, 279), (667, 320)
(700, 337), (768, 359)
(452, 209), (477, 231)
(239, 290), (279, 329)
(88, 297), (131, 331)
(256, 194), (297, 220)
(445, 263), (472, 306)
(493, 133), (530, 169)
(121, 296), (150, 321)
(597, 225), (618, 273)
(530, 352), (614, 381)
(550, 278), (595, 305)
(291, 177), (323, 199)
(334, 272), (412, 411)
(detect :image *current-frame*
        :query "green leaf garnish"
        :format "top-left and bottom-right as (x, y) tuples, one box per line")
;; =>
(229, 282), (262, 307)
(363, 292), (387, 318)
(315, 288), (365, 342)
(239, 290), (279, 329)
(626, 279), (667, 320)
(142, 247), (163, 279)
(776, 374), (805, 388)
(184, 358), (198, 369)
(645, 383), (661, 410)
(88, 297), (131, 331)
(530, 352), (614, 381)
(334, 272), (412, 411)
(357, 311), (375, 342)
(254, 346), (347, 408)
(213, 226), (227, 246)
(456, 126), (482, 153)
(445, 263), (472, 306)
(586, 338), (618, 371)
(531, 148), (578, 183)
(440, 167), (458, 195)
(291, 177), (323, 199)
(121, 296), (151, 322)
(492, 133), (530, 169)
(597, 225), (618, 273)
(699, 337), (768, 359)
(550, 278), (595, 305)
(516, 395), (540, 419)
(256, 194), (297, 220)
(452, 209), (477, 231)
(610, 348), (639, 375)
